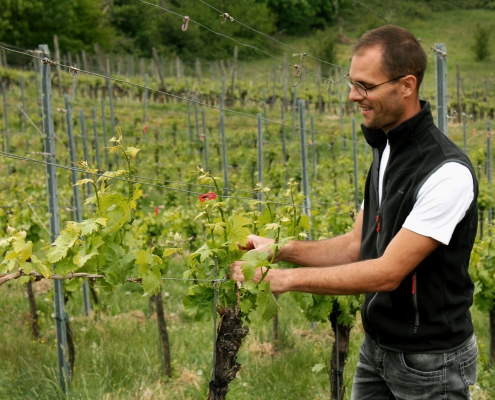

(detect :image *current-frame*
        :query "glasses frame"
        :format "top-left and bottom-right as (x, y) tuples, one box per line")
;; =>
(344, 74), (406, 97)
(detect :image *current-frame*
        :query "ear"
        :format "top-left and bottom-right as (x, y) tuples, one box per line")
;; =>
(402, 75), (417, 98)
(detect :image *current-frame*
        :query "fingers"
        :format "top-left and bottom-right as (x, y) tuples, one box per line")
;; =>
(229, 261), (246, 282)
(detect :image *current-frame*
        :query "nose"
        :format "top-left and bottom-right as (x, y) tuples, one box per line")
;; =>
(348, 85), (365, 102)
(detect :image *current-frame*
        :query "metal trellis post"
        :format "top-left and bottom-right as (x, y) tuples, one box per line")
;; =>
(100, 98), (110, 171)
(143, 73), (148, 125)
(298, 99), (312, 239)
(201, 105), (210, 173)
(106, 76), (118, 167)
(186, 80), (194, 156)
(340, 93), (345, 152)
(40, 44), (70, 392)
(281, 102), (288, 181)
(310, 115), (317, 180)
(220, 76), (229, 196)
(2, 82), (11, 173)
(65, 96), (91, 316)
(257, 113), (263, 212)
(194, 95), (202, 163)
(291, 87), (297, 142)
(92, 107), (102, 171)
(435, 43), (448, 136)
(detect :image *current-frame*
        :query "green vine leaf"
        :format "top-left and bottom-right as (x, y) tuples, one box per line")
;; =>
(142, 266), (162, 297)
(183, 284), (215, 322)
(257, 281), (280, 321)
(227, 215), (252, 251)
(47, 222), (81, 263)
(240, 250), (271, 281)
(78, 218), (107, 236)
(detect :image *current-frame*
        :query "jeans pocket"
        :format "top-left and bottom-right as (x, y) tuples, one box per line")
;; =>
(460, 347), (477, 386)
(400, 352), (444, 377)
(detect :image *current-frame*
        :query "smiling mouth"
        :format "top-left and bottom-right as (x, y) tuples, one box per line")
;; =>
(361, 107), (372, 111)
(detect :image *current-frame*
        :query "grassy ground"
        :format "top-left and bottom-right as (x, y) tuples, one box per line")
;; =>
(0, 266), (493, 399)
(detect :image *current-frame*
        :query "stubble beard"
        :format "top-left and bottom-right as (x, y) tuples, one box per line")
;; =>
(363, 90), (403, 132)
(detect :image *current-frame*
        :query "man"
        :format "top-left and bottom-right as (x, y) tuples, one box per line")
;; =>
(230, 25), (478, 399)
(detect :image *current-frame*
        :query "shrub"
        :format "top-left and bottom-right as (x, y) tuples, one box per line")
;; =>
(471, 23), (492, 61)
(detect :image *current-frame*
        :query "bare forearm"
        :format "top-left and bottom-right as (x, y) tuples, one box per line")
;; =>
(276, 233), (360, 268)
(273, 259), (393, 295)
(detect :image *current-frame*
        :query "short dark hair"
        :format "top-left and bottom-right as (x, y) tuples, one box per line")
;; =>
(353, 25), (427, 92)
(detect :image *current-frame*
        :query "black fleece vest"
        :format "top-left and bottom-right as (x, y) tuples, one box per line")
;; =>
(360, 101), (478, 352)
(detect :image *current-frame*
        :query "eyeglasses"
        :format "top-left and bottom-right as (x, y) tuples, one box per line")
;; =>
(344, 74), (406, 97)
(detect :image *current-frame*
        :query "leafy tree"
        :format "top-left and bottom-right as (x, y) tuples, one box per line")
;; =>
(110, 0), (276, 60)
(472, 23), (492, 61)
(0, 0), (115, 54)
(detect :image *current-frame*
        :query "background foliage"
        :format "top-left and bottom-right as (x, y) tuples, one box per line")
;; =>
(0, 0), (494, 60)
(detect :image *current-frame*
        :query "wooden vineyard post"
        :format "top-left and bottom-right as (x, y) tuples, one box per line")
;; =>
(100, 98), (110, 171)
(220, 76), (229, 196)
(298, 99), (312, 239)
(329, 307), (351, 400)
(230, 46), (237, 107)
(283, 53), (288, 111)
(257, 113), (263, 211)
(435, 43), (448, 136)
(153, 289), (172, 377)
(1, 81), (11, 173)
(82, 50), (88, 72)
(186, 80), (194, 157)
(194, 95), (202, 163)
(79, 110), (94, 201)
(201, 105), (210, 172)
(40, 43), (70, 391)
(196, 58), (202, 85)
(463, 113), (467, 153)
(339, 93), (345, 153)
(107, 77), (118, 168)
(65, 96), (92, 316)
(152, 47), (167, 91)
(19, 76), (27, 135)
(53, 35), (63, 97)
(281, 102), (288, 181)
(143, 73), (148, 126)
(91, 107), (102, 171)
(271, 64), (276, 110)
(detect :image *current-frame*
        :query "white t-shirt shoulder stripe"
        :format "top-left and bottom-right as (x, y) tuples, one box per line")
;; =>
(362, 142), (474, 246)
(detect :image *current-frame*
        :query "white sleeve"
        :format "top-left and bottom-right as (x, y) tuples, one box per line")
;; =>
(402, 162), (474, 245)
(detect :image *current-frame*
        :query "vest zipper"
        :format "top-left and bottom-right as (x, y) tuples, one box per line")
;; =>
(367, 292), (379, 326)
(412, 272), (419, 334)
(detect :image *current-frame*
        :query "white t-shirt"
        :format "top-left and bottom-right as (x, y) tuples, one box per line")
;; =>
(363, 142), (474, 246)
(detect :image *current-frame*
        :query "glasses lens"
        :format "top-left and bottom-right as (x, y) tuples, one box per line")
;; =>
(344, 75), (367, 97)
(354, 82), (367, 97)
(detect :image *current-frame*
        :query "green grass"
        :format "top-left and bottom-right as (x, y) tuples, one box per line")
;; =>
(0, 269), (356, 399)
(1, 273), (493, 399)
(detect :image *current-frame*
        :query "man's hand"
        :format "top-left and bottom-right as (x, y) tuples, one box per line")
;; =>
(238, 234), (275, 256)
(229, 261), (288, 294)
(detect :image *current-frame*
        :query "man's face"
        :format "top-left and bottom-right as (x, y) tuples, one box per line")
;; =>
(348, 46), (405, 132)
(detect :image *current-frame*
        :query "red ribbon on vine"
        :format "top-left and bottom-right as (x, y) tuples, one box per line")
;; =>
(199, 192), (217, 202)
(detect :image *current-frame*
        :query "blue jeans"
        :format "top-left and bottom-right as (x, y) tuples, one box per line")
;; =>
(351, 334), (478, 400)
